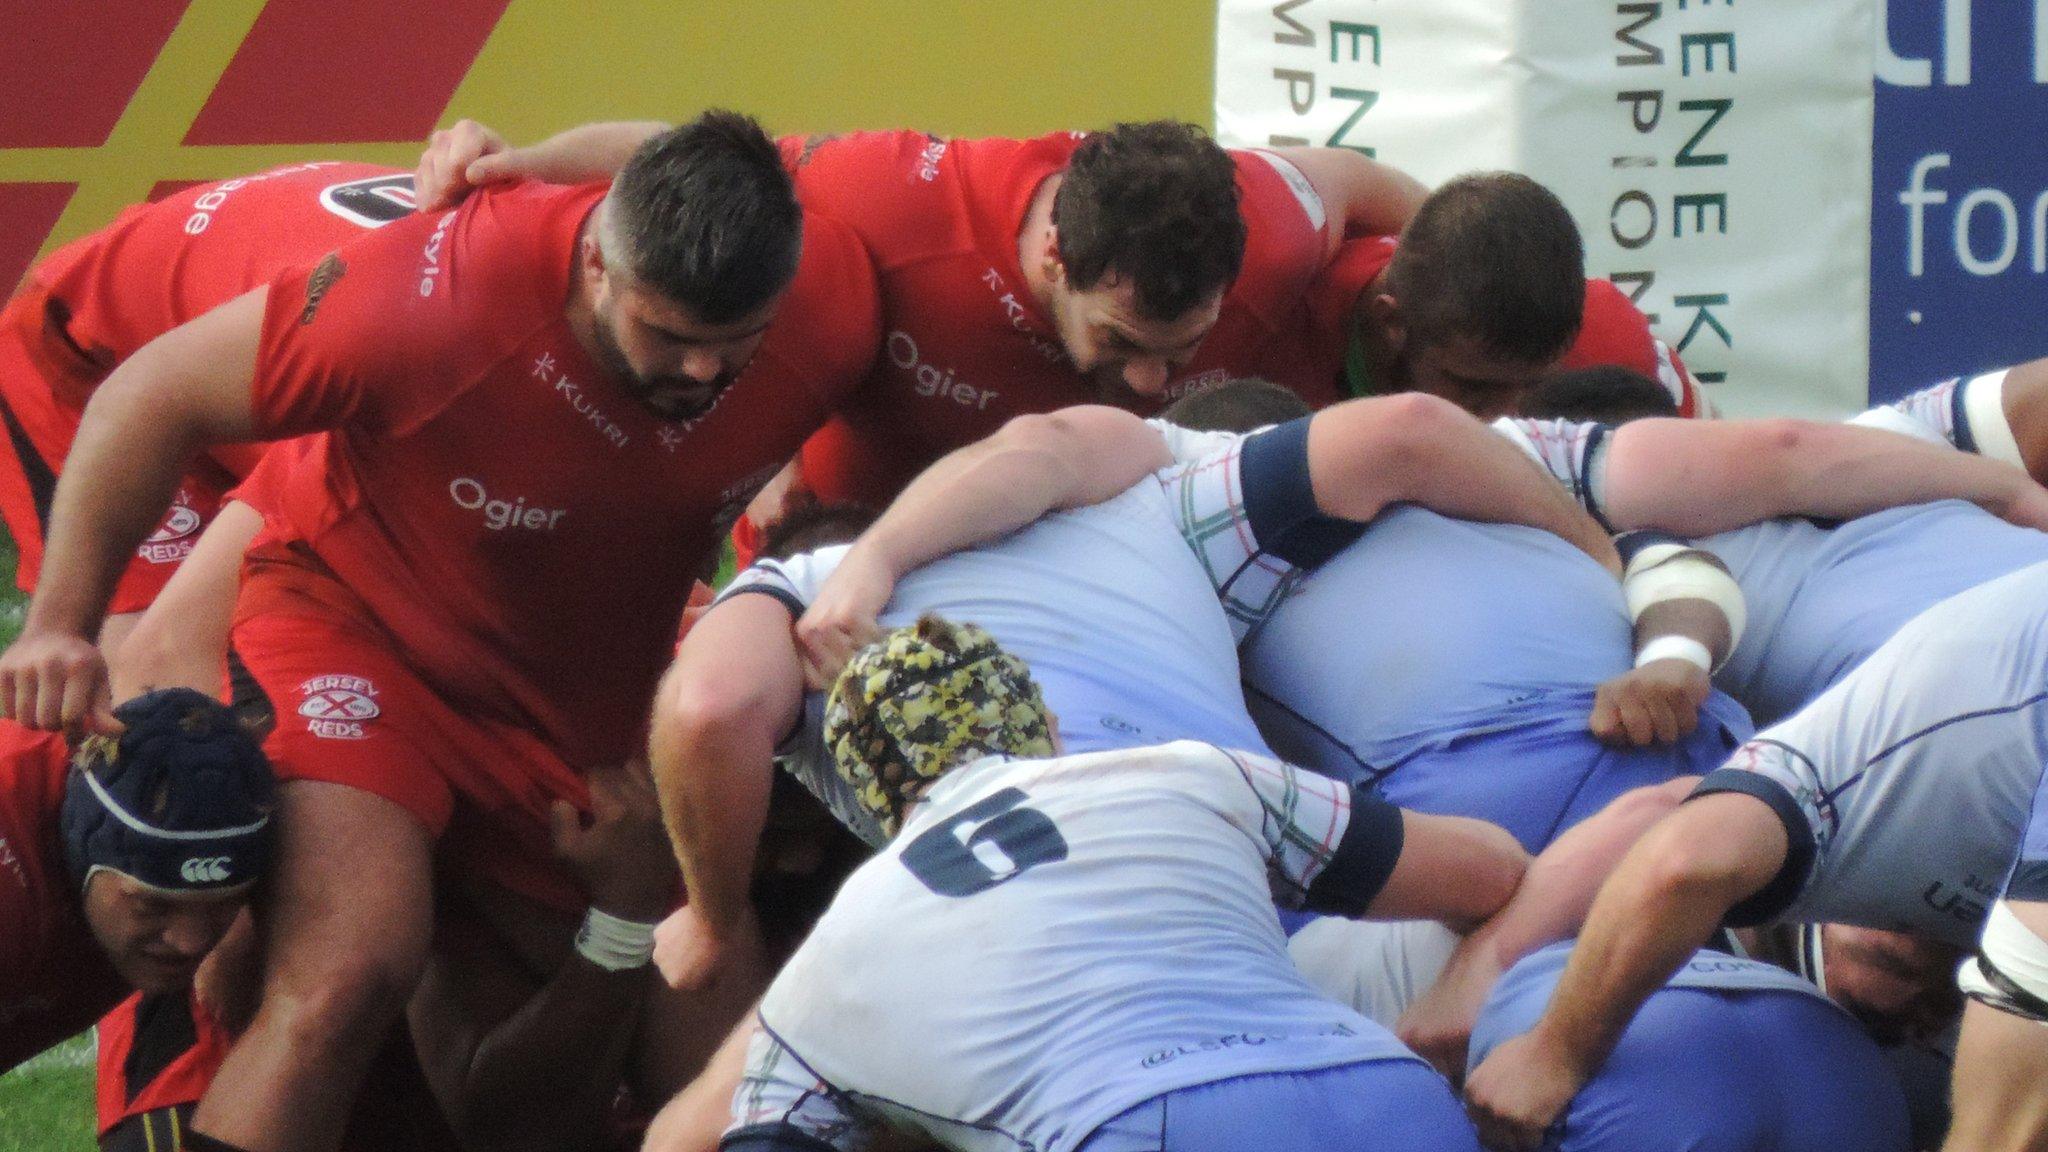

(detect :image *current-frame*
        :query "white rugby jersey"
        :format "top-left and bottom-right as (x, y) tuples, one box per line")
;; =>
(1696, 561), (2048, 949)
(731, 741), (1418, 1152)
(1495, 415), (2048, 727)
(721, 420), (1372, 844)
(1848, 368), (2019, 464)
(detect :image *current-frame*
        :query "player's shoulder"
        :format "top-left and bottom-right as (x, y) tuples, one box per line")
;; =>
(0, 721), (71, 824)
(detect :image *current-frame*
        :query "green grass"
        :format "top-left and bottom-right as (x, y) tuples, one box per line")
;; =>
(0, 1036), (94, 1152)
(0, 528), (94, 1151)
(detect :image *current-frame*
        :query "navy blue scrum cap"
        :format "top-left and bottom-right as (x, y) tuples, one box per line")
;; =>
(58, 688), (276, 896)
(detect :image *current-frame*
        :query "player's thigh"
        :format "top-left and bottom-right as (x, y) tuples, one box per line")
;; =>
(259, 780), (435, 997)
(1946, 998), (2048, 1152)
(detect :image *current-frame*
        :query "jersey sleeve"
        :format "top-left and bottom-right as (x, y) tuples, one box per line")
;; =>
(250, 193), (533, 440)
(723, 1023), (876, 1152)
(1689, 741), (1823, 926)
(1225, 150), (1331, 320)
(713, 549), (841, 618)
(1210, 746), (1405, 915)
(1492, 416), (1616, 531)
(786, 130), (944, 237)
(1161, 416), (1369, 641)
(1849, 369), (2022, 466)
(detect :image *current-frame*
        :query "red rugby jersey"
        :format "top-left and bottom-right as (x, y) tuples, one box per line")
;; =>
(16, 162), (417, 481)
(245, 181), (877, 768)
(781, 130), (1341, 508)
(0, 723), (124, 1073)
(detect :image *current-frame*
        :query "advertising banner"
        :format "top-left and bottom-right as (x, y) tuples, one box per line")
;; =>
(1870, 1), (2048, 400)
(1217, 0), (1878, 418)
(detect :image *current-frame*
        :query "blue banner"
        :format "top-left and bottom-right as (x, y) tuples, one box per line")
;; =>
(1871, 1), (2048, 401)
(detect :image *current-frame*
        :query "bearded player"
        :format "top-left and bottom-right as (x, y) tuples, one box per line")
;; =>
(0, 112), (879, 1152)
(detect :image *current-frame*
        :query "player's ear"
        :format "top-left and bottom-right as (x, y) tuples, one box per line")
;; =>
(581, 233), (608, 282)
(1367, 291), (1406, 354)
(1041, 225), (1065, 287)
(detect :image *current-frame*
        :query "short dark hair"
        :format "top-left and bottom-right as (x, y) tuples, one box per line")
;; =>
(604, 110), (803, 324)
(1160, 377), (1312, 433)
(1385, 172), (1585, 366)
(1053, 122), (1245, 321)
(756, 500), (877, 561)
(1521, 366), (1678, 424)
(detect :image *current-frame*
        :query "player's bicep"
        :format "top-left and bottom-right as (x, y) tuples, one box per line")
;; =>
(1363, 811), (1529, 929)
(91, 287), (266, 444)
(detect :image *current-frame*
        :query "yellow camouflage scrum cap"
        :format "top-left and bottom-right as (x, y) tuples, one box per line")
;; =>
(824, 615), (1056, 838)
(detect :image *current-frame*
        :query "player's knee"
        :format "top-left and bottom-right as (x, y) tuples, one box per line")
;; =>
(262, 942), (427, 1054)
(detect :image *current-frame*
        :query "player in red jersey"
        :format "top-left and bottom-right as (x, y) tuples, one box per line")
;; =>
(0, 163), (417, 660)
(1309, 172), (1710, 420)
(415, 116), (1427, 519)
(0, 112), (880, 1152)
(0, 688), (273, 1076)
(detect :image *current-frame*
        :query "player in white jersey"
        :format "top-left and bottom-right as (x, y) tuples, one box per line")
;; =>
(1461, 560), (2048, 1152)
(652, 394), (1608, 986)
(726, 616), (1519, 1152)
(1851, 357), (2048, 484)
(1508, 372), (2048, 732)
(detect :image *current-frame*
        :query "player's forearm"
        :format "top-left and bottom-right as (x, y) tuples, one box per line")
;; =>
(1605, 418), (2045, 533)
(439, 963), (649, 1152)
(649, 683), (774, 932)
(1522, 836), (1733, 1080)
(850, 408), (1172, 583)
(1457, 778), (1696, 981)
(516, 120), (671, 182)
(1313, 393), (1619, 573)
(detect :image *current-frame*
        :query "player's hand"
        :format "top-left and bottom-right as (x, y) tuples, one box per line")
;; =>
(653, 902), (763, 993)
(795, 550), (893, 691)
(549, 761), (678, 923)
(415, 119), (512, 213)
(0, 627), (119, 733)
(1589, 658), (1709, 747)
(1396, 941), (1505, 1081)
(1463, 1031), (1585, 1151)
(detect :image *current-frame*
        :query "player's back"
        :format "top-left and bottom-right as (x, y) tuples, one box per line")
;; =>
(22, 163), (412, 404)
(750, 473), (1270, 844)
(760, 742), (1414, 1152)
(1703, 500), (2048, 727)
(1246, 508), (1628, 771)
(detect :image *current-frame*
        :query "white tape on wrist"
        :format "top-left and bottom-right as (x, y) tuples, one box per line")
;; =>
(1634, 634), (1712, 673)
(1622, 544), (1746, 655)
(575, 908), (658, 972)
(1963, 370), (2025, 468)
(1959, 898), (2048, 1024)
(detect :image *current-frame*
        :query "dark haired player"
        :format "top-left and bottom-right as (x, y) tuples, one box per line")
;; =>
(1311, 173), (1707, 420)
(0, 162), (414, 667)
(0, 111), (880, 1152)
(0, 688), (273, 1074)
(414, 116), (1426, 518)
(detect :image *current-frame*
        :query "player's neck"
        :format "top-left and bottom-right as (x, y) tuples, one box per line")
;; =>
(1016, 173), (1062, 317)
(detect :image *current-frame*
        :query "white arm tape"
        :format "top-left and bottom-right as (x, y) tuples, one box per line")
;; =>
(1963, 369), (2025, 469)
(1622, 543), (1746, 655)
(1959, 898), (2048, 1024)
(1634, 635), (1713, 673)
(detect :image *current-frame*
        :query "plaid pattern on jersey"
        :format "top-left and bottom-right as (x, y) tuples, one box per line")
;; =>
(1159, 440), (1306, 645)
(1495, 417), (1610, 527)
(1215, 745), (1352, 908)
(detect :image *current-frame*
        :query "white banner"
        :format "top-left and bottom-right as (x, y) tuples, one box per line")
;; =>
(1216, 0), (1877, 419)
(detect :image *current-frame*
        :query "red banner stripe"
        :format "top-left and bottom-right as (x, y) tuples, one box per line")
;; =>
(183, 0), (512, 146)
(0, 2), (192, 148)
